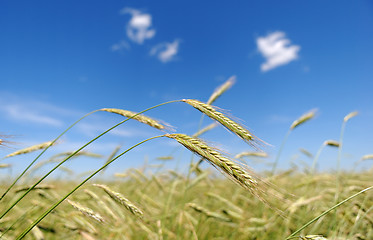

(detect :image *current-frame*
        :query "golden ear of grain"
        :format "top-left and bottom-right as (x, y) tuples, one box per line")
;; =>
(93, 184), (143, 219)
(0, 134), (15, 149)
(84, 189), (119, 221)
(235, 151), (268, 159)
(182, 99), (263, 148)
(301, 235), (329, 240)
(290, 109), (317, 130)
(67, 199), (105, 223)
(156, 156), (174, 160)
(186, 203), (231, 222)
(299, 148), (313, 158)
(100, 108), (167, 130)
(361, 154), (373, 160)
(165, 133), (260, 195)
(323, 140), (340, 147)
(4, 140), (55, 158)
(207, 76), (236, 105)
(0, 163), (11, 168)
(344, 111), (358, 122)
(192, 122), (218, 138)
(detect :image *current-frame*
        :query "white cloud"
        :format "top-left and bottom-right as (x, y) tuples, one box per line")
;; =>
(3, 104), (63, 126)
(121, 8), (156, 44)
(111, 40), (130, 52)
(257, 31), (300, 72)
(0, 92), (81, 127)
(150, 39), (180, 63)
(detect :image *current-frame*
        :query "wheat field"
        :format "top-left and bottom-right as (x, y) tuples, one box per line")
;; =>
(0, 78), (372, 240)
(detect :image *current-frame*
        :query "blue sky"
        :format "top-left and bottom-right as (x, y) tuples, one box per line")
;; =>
(1, 1), (372, 177)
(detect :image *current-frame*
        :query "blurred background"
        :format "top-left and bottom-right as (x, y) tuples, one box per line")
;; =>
(1, 0), (372, 177)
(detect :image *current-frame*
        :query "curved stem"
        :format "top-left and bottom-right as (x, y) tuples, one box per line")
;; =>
(286, 186), (373, 239)
(0, 100), (181, 220)
(16, 135), (165, 240)
(0, 109), (100, 201)
(271, 129), (291, 175)
(311, 144), (325, 174)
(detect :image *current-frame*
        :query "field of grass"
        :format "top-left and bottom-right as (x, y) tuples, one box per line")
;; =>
(0, 78), (372, 239)
(0, 169), (372, 239)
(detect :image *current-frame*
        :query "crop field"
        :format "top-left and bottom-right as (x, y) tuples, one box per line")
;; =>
(0, 79), (372, 240)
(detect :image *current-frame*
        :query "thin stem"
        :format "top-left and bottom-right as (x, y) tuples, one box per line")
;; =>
(0, 100), (181, 220)
(286, 186), (373, 239)
(0, 109), (100, 201)
(311, 144), (325, 174)
(271, 129), (291, 175)
(337, 121), (346, 174)
(16, 135), (165, 240)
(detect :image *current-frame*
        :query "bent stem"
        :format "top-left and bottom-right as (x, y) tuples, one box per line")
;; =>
(16, 135), (165, 240)
(286, 186), (373, 239)
(0, 100), (181, 220)
(0, 109), (101, 201)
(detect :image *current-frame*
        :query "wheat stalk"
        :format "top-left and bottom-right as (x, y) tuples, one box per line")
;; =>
(4, 141), (55, 159)
(100, 108), (167, 130)
(182, 99), (262, 148)
(186, 203), (231, 222)
(272, 109), (317, 175)
(207, 76), (236, 105)
(67, 199), (105, 223)
(84, 189), (119, 221)
(93, 184), (143, 219)
(192, 122), (218, 138)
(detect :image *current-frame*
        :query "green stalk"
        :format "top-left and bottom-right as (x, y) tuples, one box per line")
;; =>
(0, 100), (181, 220)
(16, 135), (164, 240)
(0, 109), (100, 201)
(286, 186), (373, 239)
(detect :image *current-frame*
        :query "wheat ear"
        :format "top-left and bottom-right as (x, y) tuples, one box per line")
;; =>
(235, 151), (268, 159)
(4, 141), (55, 159)
(67, 200), (105, 223)
(323, 140), (340, 147)
(290, 109), (317, 130)
(165, 134), (260, 195)
(207, 75), (236, 105)
(100, 108), (166, 130)
(182, 99), (262, 148)
(93, 184), (143, 219)
(192, 122), (218, 138)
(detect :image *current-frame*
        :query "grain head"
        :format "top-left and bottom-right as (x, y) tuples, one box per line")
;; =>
(100, 108), (168, 130)
(165, 133), (261, 197)
(93, 184), (143, 219)
(344, 111), (358, 122)
(290, 109), (317, 130)
(207, 75), (236, 105)
(182, 99), (263, 149)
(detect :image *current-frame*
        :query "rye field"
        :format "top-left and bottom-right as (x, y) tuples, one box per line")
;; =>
(0, 78), (372, 239)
